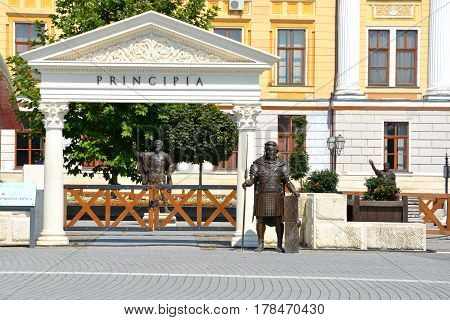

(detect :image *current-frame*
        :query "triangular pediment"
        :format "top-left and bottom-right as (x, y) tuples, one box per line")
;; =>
(53, 26), (244, 63)
(21, 11), (279, 67)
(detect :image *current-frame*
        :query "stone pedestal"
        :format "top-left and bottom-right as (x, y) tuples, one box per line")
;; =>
(301, 193), (426, 251)
(0, 211), (30, 246)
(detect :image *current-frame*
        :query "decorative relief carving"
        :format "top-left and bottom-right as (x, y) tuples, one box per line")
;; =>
(73, 33), (230, 63)
(232, 105), (262, 129)
(38, 103), (69, 129)
(372, 5), (415, 19)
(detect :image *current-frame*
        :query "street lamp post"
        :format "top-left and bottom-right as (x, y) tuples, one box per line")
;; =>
(327, 134), (345, 172)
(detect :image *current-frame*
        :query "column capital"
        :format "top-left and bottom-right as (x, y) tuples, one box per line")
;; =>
(38, 102), (69, 129)
(232, 104), (262, 130)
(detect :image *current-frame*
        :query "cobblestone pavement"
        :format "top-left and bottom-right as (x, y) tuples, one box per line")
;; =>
(0, 244), (449, 300)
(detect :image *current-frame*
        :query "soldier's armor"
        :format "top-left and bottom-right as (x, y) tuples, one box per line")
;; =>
(147, 152), (170, 184)
(250, 156), (295, 218)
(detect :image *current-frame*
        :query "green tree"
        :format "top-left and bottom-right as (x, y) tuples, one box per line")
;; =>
(165, 104), (238, 185)
(289, 115), (309, 187)
(7, 0), (218, 184)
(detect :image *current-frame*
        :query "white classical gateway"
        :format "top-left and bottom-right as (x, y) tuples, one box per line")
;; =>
(20, 11), (278, 246)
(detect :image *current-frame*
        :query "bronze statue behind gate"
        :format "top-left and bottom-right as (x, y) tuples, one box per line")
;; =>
(133, 140), (176, 213)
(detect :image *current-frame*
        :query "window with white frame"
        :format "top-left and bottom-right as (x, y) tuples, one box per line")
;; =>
(396, 30), (417, 87)
(277, 29), (306, 85)
(368, 30), (390, 86)
(367, 28), (418, 87)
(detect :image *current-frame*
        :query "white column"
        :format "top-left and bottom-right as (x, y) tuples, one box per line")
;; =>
(231, 104), (261, 248)
(334, 0), (365, 100)
(425, 0), (450, 100)
(36, 103), (69, 246)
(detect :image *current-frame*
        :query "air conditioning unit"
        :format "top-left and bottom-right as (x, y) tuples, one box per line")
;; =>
(229, 0), (244, 11)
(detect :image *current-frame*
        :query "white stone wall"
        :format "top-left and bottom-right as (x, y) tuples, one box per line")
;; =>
(1, 129), (15, 172)
(334, 110), (450, 175)
(256, 110), (329, 171)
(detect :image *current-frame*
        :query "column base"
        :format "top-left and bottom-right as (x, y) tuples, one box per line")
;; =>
(36, 230), (69, 246)
(334, 90), (367, 100)
(231, 232), (259, 248)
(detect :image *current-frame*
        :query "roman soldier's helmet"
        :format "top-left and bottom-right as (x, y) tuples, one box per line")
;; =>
(264, 141), (279, 152)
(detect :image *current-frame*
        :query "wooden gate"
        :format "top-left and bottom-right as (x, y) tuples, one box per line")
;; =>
(64, 185), (237, 231)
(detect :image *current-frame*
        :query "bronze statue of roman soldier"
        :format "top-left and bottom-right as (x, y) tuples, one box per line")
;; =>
(243, 141), (300, 253)
(133, 140), (176, 213)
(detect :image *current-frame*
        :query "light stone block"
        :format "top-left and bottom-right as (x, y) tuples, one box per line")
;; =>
(1, 135), (14, 145)
(312, 221), (364, 250)
(313, 193), (347, 221)
(12, 215), (30, 242)
(0, 218), (7, 241)
(1, 153), (14, 161)
(366, 223), (426, 251)
(1, 129), (15, 137)
(0, 212), (29, 246)
(2, 145), (15, 153)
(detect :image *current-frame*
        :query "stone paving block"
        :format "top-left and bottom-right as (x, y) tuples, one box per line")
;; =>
(366, 223), (426, 251)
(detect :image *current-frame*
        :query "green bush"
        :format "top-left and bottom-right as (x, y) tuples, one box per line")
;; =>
(301, 170), (339, 193)
(363, 177), (400, 201)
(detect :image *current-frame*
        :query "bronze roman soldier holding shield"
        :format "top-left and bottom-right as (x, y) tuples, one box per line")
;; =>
(243, 141), (300, 253)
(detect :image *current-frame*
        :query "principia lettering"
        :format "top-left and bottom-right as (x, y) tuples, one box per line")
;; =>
(96, 75), (204, 86)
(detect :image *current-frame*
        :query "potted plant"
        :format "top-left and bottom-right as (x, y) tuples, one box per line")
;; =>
(347, 177), (408, 222)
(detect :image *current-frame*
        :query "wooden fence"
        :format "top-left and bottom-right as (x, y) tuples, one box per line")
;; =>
(342, 192), (450, 235)
(64, 185), (237, 230)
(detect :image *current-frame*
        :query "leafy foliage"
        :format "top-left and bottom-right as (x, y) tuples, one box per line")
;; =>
(301, 169), (339, 193)
(165, 104), (238, 184)
(363, 177), (400, 201)
(7, 0), (219, 184)
(289, 116), (309, 183)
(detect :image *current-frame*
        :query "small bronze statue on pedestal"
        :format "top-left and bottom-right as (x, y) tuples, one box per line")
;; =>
(243, 141), (300, 253)
(133, 140), (176, 213)
(369, 159), (396, 182)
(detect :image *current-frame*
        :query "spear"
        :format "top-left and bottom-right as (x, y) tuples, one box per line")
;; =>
(241, 134), (249, 252)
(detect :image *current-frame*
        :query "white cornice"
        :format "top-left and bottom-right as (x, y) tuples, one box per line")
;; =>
(30, 61), (270, 75)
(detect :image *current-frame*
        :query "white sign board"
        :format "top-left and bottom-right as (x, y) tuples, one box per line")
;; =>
(0, 183), (37, 207)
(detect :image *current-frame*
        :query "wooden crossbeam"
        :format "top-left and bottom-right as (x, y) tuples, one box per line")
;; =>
(67, 189), (105, 227)
(203, 190), (237, 227)
(111, 189), (148, 228)
(159, 189), (196, 227)
(419, 197), (447, 233)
